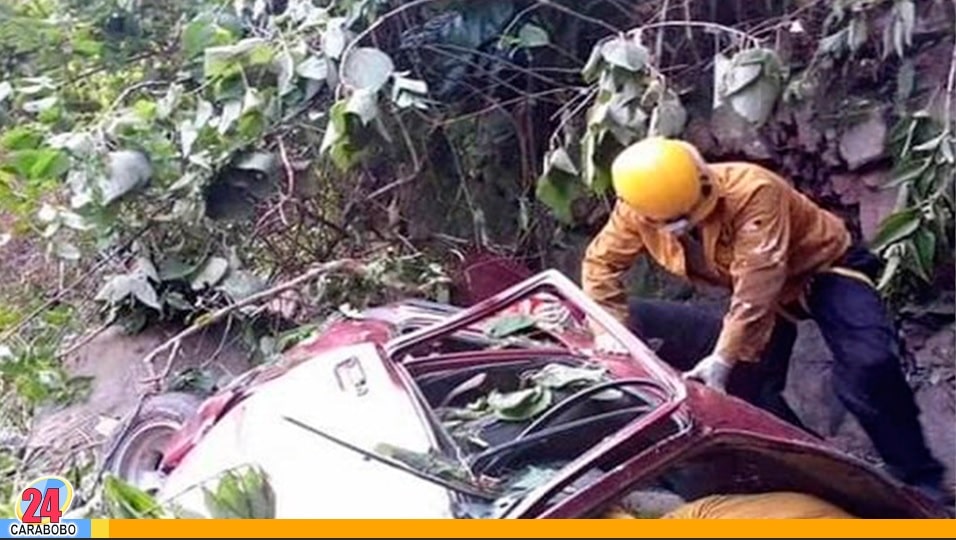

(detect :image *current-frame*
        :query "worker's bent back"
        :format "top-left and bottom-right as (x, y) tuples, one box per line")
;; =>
(662, 491), (857, 519)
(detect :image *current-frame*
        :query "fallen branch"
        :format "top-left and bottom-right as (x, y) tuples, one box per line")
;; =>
(138, 258), (367, 391)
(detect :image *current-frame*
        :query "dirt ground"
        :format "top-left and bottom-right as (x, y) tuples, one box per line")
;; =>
(25, 314), (955, 492)
(24, 321), (249, 465)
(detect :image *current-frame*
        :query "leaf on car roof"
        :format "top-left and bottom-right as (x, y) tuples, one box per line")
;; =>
(485, 314), (536, 339)
(487, 386), (553, 421)
(528, 363), (607, 389)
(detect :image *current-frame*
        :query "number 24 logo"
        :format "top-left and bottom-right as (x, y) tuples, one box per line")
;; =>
(16, 475), (73, 524)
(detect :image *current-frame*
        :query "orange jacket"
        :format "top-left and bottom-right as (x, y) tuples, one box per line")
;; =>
(581, 162), (852, 363)
(662, 492), (857, 519)
(600, 492), (857, 519)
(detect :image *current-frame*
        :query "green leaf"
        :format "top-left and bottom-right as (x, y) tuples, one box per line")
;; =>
(275, 46), (296, 96)
(877, 252), (902, 291)
(898, 0), (915, 47)
(1, 127), (43, 150)
(345, 88), (379, 125)
(342, 47), (395, 92)
(529, 363), (607, 389)
(129, 277), (161, 311)
(913, 133), (945, 153)
(581, 44), (605, 83)
(847, 16), (868, 52)
(600, 36), (648, 72)
(391, 73), (429, 110)
(718, 48), (783, 126)
(233, 151), (279, 181)
(191, 256), (230, 291)
(322, 17), (348, 59)
(895, 59), (915, 107)
(204, 38), (273, 80)
(648, 93), (687, 137)
(218, 269), (266, 302)
(102, 150), (152, 205)
(103, 475), (166, 519)
(5, 148), (70, 180)
(487, 386), (552, 422)
(202, 467), (275, 519)
(871, 209), (921, 252)
(164, 291), (194, 312)
(536, 174), (576, 224)
(913, 227), (936, 281)
(486, 314), (536, 338)
(517, 23), (549, 48)
(158, 258), (197, 281)
(546, 147), (578, 176)
(296, 55), (328, 81)
(886, 158), (931, 187)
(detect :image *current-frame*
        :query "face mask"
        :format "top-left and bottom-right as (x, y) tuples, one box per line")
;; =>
(662, 218), (691, 236)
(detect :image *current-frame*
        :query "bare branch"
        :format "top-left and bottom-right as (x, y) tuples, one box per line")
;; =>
(138, 259), (368, 391)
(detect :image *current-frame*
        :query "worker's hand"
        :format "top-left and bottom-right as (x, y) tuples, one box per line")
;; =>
(527, 292), (572, 330)
(683, 353), (735, 393)
(594, 332), (629, 356)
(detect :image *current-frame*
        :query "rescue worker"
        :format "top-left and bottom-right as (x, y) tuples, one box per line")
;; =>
(581, 136), (953, 507)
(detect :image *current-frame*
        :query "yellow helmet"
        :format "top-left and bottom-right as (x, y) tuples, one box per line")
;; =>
(610, 137), (702, 221)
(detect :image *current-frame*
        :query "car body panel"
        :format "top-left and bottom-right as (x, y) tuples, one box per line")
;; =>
(155, 270), (950, 519)
(159, 342), (456, 518)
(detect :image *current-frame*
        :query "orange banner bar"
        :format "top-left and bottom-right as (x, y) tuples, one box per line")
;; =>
(107, 518), (956, 538)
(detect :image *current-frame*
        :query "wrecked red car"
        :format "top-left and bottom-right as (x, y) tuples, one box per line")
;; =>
(106, 270), (951, 518)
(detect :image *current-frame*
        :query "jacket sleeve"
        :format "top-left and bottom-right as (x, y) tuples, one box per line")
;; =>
(714, 183), (790, 363)
(581, 202), (645, 325)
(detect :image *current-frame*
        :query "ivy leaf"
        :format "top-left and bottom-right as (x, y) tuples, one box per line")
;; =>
(103, 475), (166, 519)
(0, 81), (12, 102)
(218, 99), (242, 135)
(600, 36), (648, 72)
(218, 269), (266, 302)
(529, 363), (607, 389)
(322, 17), (348, 59)
(101, 150), (152, 205)
(391, 72), (429, 110)
(190, 256), (230, 291)
(129, 277), (161, 311)
(296, 55), (328, 81)
(345, 88), (379, 125)
(581, 44), (605, 83)
(546, 147), (578, 176)
(913, 228), (936, 281)
(517, 23), (549, 48)
(275, 46), (296, 96)
(487, 386), (552, 422)
(648, 93), (687, 137)
(871, 209), (920, 252)
(716, 48), (784, 126)
(342, 47), (395, 92)
(202, 467), (275, 519)
(233, 151), (279, 182)
(536, 148), (581, 223)
(204, 38), (273, 79)
(158, 258), (197, 281)
(486, 314), (536, 338)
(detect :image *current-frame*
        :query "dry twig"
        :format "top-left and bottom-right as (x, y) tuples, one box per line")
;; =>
(138, 258), (367, 391)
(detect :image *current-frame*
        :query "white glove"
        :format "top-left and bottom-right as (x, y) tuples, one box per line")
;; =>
(683, 353), (735, 393)
(521, 292), (572, 331)
(594, 332), (629, 355)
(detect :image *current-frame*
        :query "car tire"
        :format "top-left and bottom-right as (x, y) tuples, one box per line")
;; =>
(104, 392), (203, 495)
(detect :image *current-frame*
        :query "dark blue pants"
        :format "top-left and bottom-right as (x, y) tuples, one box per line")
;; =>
(626, 246), (946, 488)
